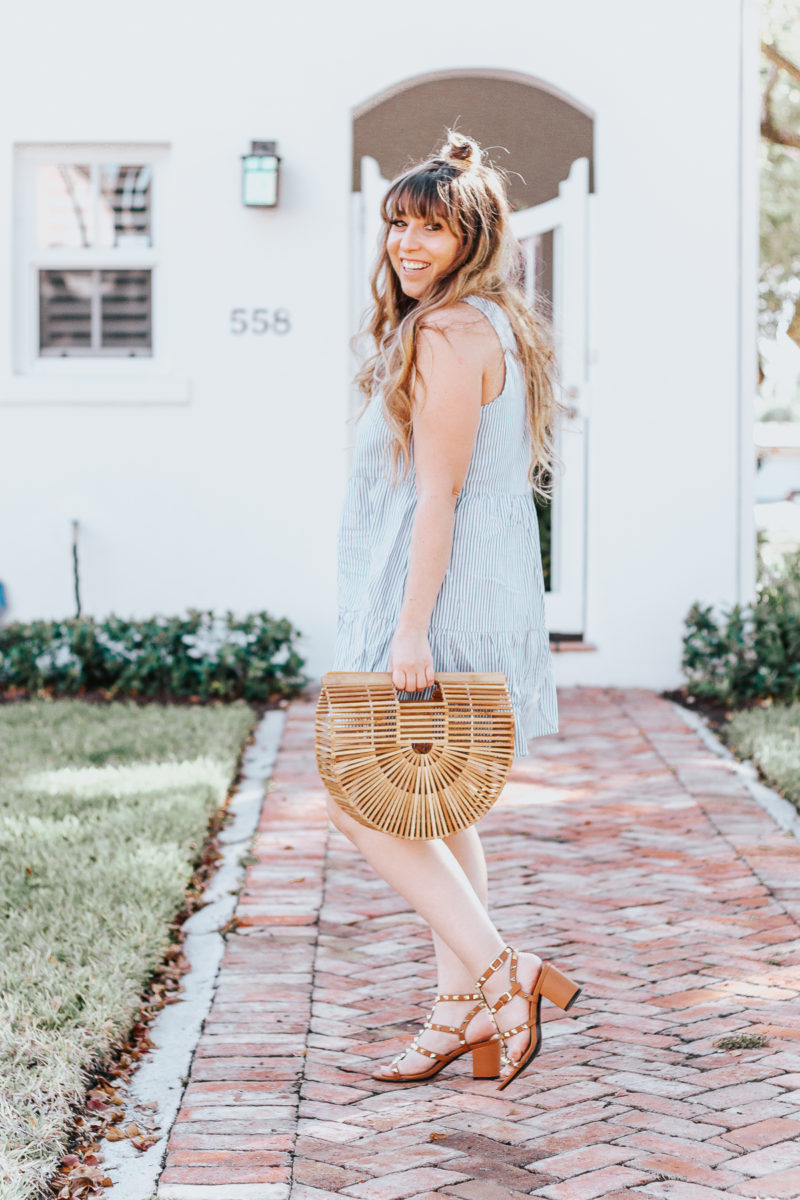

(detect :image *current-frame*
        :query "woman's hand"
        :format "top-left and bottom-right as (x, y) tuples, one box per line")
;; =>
(389, 625), (434, 693)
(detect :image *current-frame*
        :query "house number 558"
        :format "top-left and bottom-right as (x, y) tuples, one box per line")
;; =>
(230, 308), (291, 335)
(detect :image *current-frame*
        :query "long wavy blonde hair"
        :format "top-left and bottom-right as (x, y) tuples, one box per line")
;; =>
(353, 130), (568, 501)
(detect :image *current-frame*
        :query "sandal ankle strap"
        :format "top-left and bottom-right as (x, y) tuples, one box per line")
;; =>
(475, 944), (514, 989)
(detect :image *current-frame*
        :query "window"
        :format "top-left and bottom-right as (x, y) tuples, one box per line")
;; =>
(7, 143), (188, 403)
(36, 162), (154, 355)
(36, 162), (154, 356)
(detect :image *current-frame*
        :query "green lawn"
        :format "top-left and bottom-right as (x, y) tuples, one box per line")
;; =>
(721, 700), (800, 811)
(0, 699), (257, 1200)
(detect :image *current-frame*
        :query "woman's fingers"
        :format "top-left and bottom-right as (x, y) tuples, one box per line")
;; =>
(389, 651), (404, 692)
(389, 629), (433, 694)
(392, 668), (434, 693)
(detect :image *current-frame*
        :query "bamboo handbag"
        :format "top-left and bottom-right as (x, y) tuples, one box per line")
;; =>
(315, 672), (516, 839)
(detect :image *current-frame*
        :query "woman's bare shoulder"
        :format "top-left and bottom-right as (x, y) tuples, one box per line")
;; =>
(418, 300), (496, 350)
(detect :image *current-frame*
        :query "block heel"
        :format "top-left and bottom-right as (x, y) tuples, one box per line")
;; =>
(539, 962), (582, 1012)
(471, 1037), (502, 1079)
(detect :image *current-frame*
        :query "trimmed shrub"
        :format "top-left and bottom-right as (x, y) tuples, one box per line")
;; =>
(681, 547), (800, 707)
(0, 609), (308, 702)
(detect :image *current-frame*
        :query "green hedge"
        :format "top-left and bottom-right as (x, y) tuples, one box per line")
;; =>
(0, 610), (307, 702)
(682, 547), (800, 707)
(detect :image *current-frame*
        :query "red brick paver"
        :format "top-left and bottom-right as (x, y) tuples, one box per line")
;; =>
(158, 688), (800, 1200)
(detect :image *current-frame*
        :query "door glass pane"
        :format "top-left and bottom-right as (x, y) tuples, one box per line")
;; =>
(100, 269), (152, 353)
(517, 231), (554, 314)
(39, 270), (93, 351)
(537, 229), (554, 314)
(535, 489), (552, 593)
(98, 164), (152, 248)
(35, 165), (92, 249)
(517, 233), (556, 591)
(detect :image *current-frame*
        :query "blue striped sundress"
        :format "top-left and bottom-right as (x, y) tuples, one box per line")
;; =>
(332, 293), (559, 757)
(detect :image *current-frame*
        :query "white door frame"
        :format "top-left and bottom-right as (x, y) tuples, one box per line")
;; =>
(510, 156), (591, 633)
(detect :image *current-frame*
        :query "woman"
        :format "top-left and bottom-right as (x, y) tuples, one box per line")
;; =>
(326, 131), (580, 1090)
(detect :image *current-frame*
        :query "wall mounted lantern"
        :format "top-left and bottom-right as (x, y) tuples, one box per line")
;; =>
(242, 140), (281, 207)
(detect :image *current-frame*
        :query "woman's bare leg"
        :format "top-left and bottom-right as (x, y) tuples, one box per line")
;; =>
(326, 797), (503, 968)
(402, 826), (497, 1076)
(326, 797), (540, 1072)
(433, 825), (489, 990)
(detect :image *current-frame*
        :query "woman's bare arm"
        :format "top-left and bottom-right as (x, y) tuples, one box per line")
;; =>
(389, 316), (484, 692)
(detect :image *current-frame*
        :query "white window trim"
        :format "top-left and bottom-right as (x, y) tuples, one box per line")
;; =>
(2, 142), (191, 405)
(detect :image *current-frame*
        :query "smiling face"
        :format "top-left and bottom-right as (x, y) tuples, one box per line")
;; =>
(386, 206), (463, 300)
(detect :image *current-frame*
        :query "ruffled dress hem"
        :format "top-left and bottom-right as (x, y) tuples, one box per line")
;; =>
(332, 609), (558, 757)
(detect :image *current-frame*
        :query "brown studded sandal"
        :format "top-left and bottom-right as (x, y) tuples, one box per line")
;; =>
(371, 991), (502, 1083)
(476, 945), (582, 1091)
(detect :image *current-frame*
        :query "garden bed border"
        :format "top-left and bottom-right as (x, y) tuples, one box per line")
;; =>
(99, 708), (287, 1200)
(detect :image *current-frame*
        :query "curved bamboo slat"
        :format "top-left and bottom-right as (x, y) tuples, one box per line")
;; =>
(315, 672), (515, 839)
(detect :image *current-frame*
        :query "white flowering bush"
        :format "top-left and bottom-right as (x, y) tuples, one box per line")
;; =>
(0, 610), (307, 702)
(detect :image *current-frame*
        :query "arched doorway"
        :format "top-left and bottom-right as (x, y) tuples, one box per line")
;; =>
(351, 69), (596, 636)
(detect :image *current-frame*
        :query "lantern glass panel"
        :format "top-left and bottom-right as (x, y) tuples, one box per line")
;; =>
(243, 155), (278, 207)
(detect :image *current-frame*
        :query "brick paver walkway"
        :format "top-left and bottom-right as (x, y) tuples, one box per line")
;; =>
(158, 688), (800, 1200)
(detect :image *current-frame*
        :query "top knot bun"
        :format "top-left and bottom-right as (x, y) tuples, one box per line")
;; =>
(440, 130), (482, 169)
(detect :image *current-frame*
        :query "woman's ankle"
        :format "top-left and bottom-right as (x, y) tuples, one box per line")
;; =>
(479, 947), (542, 1004)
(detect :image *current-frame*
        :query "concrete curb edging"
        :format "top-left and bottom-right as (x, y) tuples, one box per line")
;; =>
(669, 699), (800, 840)
(100, 708), (287, 1200)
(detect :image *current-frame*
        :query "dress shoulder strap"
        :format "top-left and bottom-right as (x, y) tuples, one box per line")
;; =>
(462, 294), (517, 353)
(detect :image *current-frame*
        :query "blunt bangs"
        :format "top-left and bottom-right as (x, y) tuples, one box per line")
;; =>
(384, 168), (459, 230)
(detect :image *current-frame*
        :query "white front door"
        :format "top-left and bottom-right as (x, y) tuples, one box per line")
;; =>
(352, 154), (591, 635)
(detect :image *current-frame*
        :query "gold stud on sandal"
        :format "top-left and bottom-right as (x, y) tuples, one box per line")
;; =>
(370, 991), (502, 1083)
(476, 945), (581, 1091)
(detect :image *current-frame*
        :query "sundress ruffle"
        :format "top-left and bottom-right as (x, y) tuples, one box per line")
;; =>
(333, 609), (557, 755)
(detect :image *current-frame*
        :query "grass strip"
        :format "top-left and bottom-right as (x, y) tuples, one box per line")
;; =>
(0, 698), (257, 1200)
(721, 700), (800, 810)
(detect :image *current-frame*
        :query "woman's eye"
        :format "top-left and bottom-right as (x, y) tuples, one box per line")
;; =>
(390, 219), (406, 228)
(426, 223), (442, 231)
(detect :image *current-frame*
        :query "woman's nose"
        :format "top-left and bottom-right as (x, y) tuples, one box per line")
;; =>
(399, 225), (420, 251)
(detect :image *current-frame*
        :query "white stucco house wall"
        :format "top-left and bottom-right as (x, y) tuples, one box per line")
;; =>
(0, 0), (760, 691)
